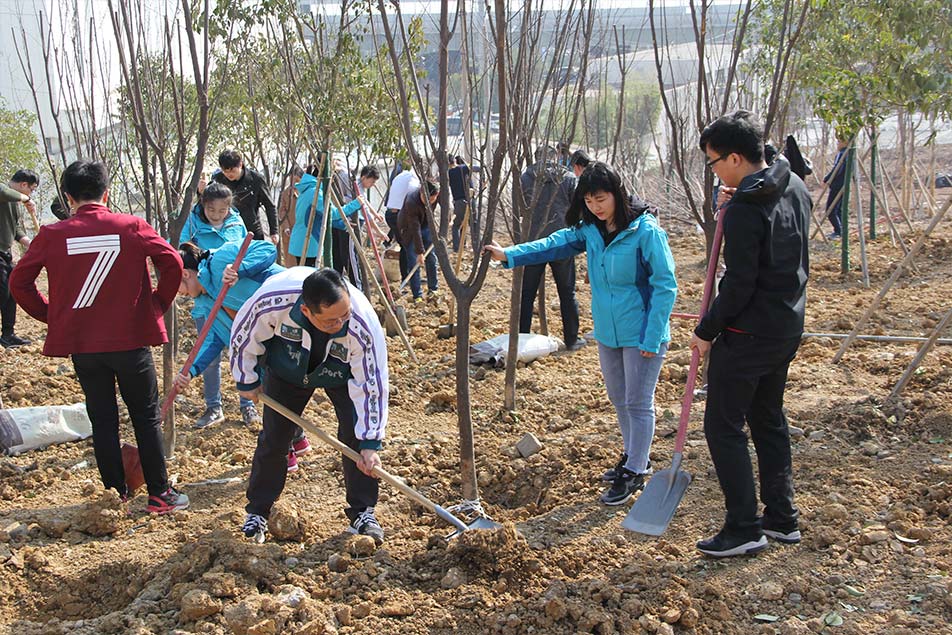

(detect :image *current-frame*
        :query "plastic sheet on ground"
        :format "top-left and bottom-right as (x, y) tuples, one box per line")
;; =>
(0, 403), (92, 456)
(469, 333), (563, 367)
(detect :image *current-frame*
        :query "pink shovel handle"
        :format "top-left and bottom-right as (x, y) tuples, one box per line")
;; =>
(160, 232), (253, 418)
(673, 207), (728, 453)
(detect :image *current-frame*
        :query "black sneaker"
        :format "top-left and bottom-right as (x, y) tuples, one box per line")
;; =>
(242, 513), (268, 544)
(347, 507), (384, 545)
(600, 469), (646, 506)
(696, 529), (768, 557)
(566, 336), (587, 351)
(193, 406), (224, 429)
(762, 521), (802, 544)
(0, 334), (31, 348)
(601, 453), (628, 482)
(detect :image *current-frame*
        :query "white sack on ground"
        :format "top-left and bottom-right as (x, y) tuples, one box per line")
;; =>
(469, 333), (563, 367)
(0, 403), (92, 456)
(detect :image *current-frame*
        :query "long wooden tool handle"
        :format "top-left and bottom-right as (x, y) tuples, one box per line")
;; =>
(355, 179), (395, 306)
(673, 207), (727, 454)
(160, 232), (253, 418)
(399, 244), (434, 290)
(259, 394), (437, 513)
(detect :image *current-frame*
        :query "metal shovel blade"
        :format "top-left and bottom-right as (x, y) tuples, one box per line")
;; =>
(622, 454), (692, 536)
(436, 505), (503, 539)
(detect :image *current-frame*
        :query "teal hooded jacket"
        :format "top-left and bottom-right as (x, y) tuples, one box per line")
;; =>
(288, 173), (363, 259)
(189, 239), (284, 377)
(504, 212), (677, 353)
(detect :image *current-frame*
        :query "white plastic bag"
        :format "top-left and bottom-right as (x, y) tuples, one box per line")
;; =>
(469, 333), (563, 367)
(0, 403), (93, 456)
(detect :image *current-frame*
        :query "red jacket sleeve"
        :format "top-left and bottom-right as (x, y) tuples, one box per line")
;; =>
(9, 229), (50, 323)
(136, 219), (183, 314)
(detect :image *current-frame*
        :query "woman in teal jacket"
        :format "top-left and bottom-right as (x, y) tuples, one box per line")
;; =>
(486, 162), (677, 505)
(288, 165), (364, 265)
(178, 183), (249, 428)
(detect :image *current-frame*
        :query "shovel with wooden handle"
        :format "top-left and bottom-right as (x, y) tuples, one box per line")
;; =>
(259, 394), (500, 537)
(623, 206), (728, 536)
(124, 233), (254, 495)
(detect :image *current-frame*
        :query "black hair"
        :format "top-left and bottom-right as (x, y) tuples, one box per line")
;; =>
(305, 163), (321, 176)
(456, 155), (464, 164)
(570, 149), (592, 168)
(534, 145), (557, 162)
(50, 199), (68, 221)
(360, 165), (380, 180)
(565, 162), (639, 232)
(60, 160), (109, 202)
(11, 169), (39, 186)
(218, 149), (242, 169)
(201, 182), (233, 207)
(178, 242), (211, 271)
(302, 268), (349, 312)
(421, 179), (440, 198)
(698, 110), (765, 164)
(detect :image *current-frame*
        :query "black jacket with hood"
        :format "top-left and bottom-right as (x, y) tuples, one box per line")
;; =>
(521, 161), (576, 241)
(695, 156), (811, 341)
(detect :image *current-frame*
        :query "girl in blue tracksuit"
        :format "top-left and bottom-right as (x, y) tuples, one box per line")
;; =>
(288, 166), (364, 265)
(178, 183), (249, 428)
(486, 162), (677, 506)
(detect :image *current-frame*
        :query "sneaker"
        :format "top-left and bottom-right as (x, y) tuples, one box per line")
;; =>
(413, 296), (424, 304)
(600, 469), (646, 506)
(146, 487), (190, 514)
(241, 404), (261, 427)
(0, 334), (31, 348)
(601, 453), (628, 482)
(242, 513), (268, 544)
(346, 507), (384, 545)
(566, 336), (587, 351)
(426, 289), (440, 301)
(827, 232), (841, 240)
(696, 529), (768, 557)
(193, 406), (224, 429)
(287, 451), (299, 473)
(762, 521), (802, 544)
(292, 437), (312, 456)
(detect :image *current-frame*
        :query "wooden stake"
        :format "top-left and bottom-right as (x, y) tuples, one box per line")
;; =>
(853, 157), (870, 287)
(833, 193), (952, 363)
(299, 152), (328, 267)
(888, 305), (952, 400)
(326, 186), (418, 363)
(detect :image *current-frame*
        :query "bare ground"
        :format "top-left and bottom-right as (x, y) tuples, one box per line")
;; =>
(1, 206), (951, 635)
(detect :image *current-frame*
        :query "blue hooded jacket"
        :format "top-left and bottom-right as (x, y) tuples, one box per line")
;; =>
(189, 239), (284, 377)
(504, 213), (677, 352)
(179, 204), (247, 319)
(288, 173), (363, 259)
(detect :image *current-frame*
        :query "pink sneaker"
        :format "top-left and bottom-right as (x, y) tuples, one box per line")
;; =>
(287, 451), (299, 473)
(292, 437), (312, 456)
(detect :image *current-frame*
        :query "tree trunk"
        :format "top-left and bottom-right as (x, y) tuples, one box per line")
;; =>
(504, 267), (524, 411)
(455, 298), (480, 502)
(537, 282), (548, 336)
(162, 307), (177, 457)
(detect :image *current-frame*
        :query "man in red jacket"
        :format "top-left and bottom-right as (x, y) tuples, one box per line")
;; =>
(10, 160), (189, 514)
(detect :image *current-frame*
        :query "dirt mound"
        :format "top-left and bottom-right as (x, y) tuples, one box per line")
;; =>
(71, 489), (125, 536)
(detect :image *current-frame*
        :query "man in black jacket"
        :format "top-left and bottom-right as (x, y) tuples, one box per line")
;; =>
(213, 149), (278, 242)
(520, 146), (582, 350)
(690, 111), (811, 558)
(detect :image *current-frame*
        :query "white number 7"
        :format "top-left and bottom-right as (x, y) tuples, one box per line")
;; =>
(66, 234), (121, 309)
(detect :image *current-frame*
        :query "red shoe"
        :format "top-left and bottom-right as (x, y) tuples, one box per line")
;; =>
(287, 451), (299, 473)
(146, 487), (189, 514)
(292, 437), (312, 456)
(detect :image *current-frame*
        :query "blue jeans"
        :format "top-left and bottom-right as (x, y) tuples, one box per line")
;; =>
(597, 341), (668, 474)
(401, 225), (438, 299)
(194, 315), (252, 410)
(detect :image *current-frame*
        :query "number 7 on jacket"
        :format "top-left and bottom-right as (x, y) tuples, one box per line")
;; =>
(66, 234), (121, 309)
